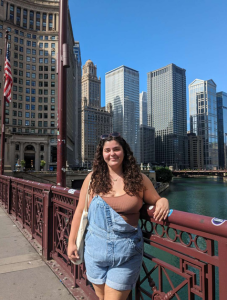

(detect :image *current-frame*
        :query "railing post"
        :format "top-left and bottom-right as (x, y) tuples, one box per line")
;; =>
(15, 184), (18, 220)
(42, 190), (53, 260)
(22, 185), (25, 227)
(135, 277), (140, 300)
(1, 178), (4, 205)
(218, 241), (227, 300)
(31, 187), (35, 238)
(7, 177), (11, 214)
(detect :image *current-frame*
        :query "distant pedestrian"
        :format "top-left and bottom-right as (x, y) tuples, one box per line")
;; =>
(68, 132), (169, 300)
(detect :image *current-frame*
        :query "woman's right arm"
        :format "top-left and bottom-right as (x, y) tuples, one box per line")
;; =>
(67, 172), (92, 262)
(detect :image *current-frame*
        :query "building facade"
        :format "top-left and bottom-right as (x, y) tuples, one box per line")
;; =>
(0, 0), (79, 171)
(187, 133), (204, 170)
(73, 41), (82, 166)
(139, 91), (147, 126)
(147, 63), (188, 169)
(140, 125), (155, 164)
(81, 60), (112, 167)
(189, 79), (218, 170)
(105, 66), (140, 163)
(217, 91), (227, 169)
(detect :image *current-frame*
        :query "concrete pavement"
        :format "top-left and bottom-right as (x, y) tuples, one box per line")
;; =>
(0, 206), (75, 300)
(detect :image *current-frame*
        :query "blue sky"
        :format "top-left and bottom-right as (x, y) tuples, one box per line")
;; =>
(69, 0), (227, 125)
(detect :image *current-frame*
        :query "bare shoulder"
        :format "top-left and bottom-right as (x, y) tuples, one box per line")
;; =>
(141, 173), (160, 204)
(141, 173), (153, 188)
(85, 171), (93, 180)
(81, 172), (93, 190)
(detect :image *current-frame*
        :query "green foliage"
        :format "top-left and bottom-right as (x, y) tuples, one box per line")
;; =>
(20, 160), (25, 167)
(155, 167), (173, 183)
(40, 160), (46, 167)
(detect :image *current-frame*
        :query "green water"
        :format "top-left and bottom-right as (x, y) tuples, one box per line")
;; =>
(140, 177), (227, 300)
(162, 177), (227, 219)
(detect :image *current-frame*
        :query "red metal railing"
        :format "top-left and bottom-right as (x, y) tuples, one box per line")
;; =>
(0, 175), (226, 299)
(139, 206), (227, 299)
(0, 175), (10, 212)
(10, 177), (52, 245)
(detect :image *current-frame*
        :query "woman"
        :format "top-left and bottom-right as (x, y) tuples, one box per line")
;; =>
(68, 133), (169, 300)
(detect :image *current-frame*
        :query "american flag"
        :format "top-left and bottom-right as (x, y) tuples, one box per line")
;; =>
(4, 43), (12, 103)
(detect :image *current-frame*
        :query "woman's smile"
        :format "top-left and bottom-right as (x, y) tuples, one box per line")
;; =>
(103, 140), (124, 167)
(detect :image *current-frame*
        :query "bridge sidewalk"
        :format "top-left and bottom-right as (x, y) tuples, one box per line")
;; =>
(0, 206), (83, 300)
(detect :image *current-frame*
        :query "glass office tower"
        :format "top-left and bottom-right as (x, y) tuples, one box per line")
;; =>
(189, 79), (218, 170)
(217, 92), (227, 169)
(147, 63), (188, 169)
(105, 66), (140, 163)
(139, 91), (147, 126)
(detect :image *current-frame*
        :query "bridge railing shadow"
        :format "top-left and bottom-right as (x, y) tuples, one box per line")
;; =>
(0, 175), (226, 300)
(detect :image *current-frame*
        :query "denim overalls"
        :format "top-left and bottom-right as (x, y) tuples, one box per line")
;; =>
(84, 195), (143, 291)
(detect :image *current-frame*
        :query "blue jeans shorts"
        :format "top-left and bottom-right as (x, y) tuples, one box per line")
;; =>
(84, 195), (143, 291)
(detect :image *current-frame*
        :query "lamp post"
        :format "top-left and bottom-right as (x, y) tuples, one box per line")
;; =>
(57, 0), (69, 186)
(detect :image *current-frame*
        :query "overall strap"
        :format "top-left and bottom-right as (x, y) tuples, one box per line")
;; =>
(84, 180), (91, 213)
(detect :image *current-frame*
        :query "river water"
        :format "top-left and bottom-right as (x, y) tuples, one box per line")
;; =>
(140, 177), (227, 300)
(161, 177), (227, 219)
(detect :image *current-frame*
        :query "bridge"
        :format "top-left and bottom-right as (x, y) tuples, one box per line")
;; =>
(0, 174), (226, 299)
(173, 170), (227, 177)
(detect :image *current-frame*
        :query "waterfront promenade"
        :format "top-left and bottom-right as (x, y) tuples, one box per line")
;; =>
(0, 205), (78, 300)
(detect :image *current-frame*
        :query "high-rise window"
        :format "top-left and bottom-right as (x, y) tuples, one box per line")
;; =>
(10, 5), (14, 21)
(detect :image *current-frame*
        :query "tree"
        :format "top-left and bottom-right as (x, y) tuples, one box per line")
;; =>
(20, 160), (25, 167)
(156, 167), (173, 183)
(40, 160), (46, 167)
(40, 160), (46, 171)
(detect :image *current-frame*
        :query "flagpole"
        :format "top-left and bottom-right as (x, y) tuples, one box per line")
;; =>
(57, 0), (68, 186)
(0, 30), (8, 175)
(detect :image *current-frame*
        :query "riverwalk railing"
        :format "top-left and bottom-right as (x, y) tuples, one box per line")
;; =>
(0, 175), (226, 300)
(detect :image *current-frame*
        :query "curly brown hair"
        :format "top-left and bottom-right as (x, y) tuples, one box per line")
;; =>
(90, 135), (143, 196)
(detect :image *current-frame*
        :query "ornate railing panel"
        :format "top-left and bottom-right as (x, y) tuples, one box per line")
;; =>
(138, 205), (227, 300)
(0, 175), (10, 210)
(1, 175), (226, 299)
(9, 177), (52, 244)
(50, 186), (98, 299)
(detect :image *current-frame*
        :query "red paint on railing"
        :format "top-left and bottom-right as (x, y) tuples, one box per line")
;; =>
(0, 175), (226, 299)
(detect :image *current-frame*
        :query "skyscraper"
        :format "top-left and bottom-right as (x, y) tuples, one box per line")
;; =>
(139, 91), (155, 164)
(0, 0), (79, 171)
(81, 60), (112, 167)
(140, 125), (155, 164)
(139, 91), (147, 126)
(217, 92), (227, 169)
(187, 133), (204, 170)
(189, 79), (218, 170)
(105, 66), (140, 163)
(73, 41), (82, 165)
(147, 63), (188, 169)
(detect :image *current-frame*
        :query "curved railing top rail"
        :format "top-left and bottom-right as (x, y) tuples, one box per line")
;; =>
(8, 176), (53, 190)
(141, 204), (227, 239)
(0, 174), (11, 181)
(51, 185), (80, 196)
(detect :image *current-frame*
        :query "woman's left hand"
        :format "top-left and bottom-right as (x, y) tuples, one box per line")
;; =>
(153, 197), (169, 221)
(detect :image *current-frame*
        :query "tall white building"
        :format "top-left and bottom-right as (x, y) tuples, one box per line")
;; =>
(81, 60), (112, 167)
(105, 66), (140, 163)
(139, 91), (147, 126)
(139, 91), (155, 164)
(189, 79), (218, 169)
